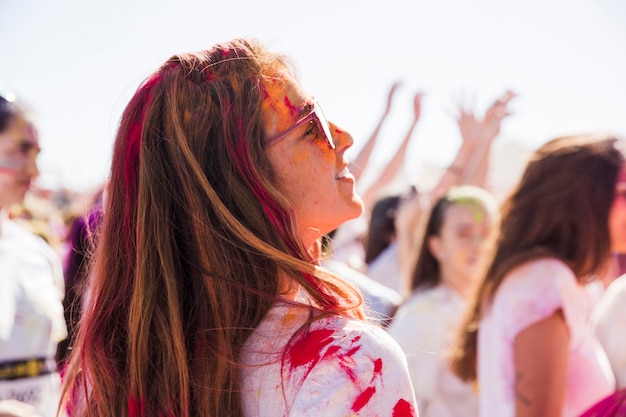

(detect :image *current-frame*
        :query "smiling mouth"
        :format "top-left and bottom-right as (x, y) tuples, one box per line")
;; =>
(335, 166), (351, 180)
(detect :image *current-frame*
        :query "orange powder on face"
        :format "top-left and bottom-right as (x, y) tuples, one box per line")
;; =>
(292, 149), (312, 165)
(261, 79), (296, 135)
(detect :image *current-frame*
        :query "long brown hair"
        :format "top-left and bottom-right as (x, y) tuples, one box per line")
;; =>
(450, 133), (624, 382)
(60, 39), (362, 417)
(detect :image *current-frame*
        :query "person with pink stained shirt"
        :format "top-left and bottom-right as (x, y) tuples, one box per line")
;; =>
(59, 39), (418, 417)
(451, 133), (625, 417)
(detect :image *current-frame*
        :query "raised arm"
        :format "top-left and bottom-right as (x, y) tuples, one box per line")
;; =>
(429, 90), (516, 203)
(351, 82), (402, 182)
(361, 91), (424, 211)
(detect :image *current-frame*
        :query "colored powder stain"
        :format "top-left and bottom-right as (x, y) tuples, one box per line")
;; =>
(352, 335), (361, 344)
(472, 206), (485, 222)
(372, 358), (383, 378)
(324, 344), (341, 357)
(338, 361), (358, 383)
(392, 399), (417, 417)
(282, 311), (297, 326)
(345, 345), (361, 357)
(351, 386), (376, 412)
(283, 95), (299, 116)
(292, 149), (312, 165)
(287, 329), (335, 370)
(128, 397), (145, 417)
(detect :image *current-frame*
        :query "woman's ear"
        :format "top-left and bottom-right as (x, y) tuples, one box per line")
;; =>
(428, 235), (445, 262)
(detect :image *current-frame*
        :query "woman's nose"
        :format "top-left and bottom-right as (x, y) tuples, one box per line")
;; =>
(330, 122), (354, 152)
(24, 155), (39, 178)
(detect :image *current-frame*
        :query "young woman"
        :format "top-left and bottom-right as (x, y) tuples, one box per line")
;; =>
(451, 133), (624, 417)
(59, 39), (417, 417)
(388, 185), (498, 417)
(0, 95), (66, 417)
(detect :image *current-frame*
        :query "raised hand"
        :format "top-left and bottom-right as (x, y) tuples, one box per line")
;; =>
(455, 90), (516, 144)
(384, 81), (402, 117)
(482, 90), (517, 139)
(412, 91), (424, 123)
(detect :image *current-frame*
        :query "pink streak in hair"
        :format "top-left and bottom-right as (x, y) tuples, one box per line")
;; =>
(128, 397), (145, 417)
(121, 74), (161, 244)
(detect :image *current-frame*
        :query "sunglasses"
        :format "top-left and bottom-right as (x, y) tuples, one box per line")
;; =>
(265, 100), (335, 150)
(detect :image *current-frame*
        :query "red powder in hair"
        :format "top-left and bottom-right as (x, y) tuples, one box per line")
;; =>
(392, 399), (417, 417)
(128, 397), (145, 417)
(351, 386), (376, 412)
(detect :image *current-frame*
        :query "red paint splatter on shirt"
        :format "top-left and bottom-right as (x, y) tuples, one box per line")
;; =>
(351, 386), (376, 412)
(372, 358), (383, 378)
(287, 329), (335, 370)
(392, 399), (417, 417)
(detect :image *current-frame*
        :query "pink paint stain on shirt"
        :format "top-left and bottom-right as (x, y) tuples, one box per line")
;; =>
(372, 358), (383, 378)
(287, 328), (336, 371)
(392, 399), (417, 417)
(351, 386), (376, 413)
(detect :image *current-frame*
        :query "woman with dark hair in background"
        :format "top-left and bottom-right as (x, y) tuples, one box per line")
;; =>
(389, 185), (498, 417)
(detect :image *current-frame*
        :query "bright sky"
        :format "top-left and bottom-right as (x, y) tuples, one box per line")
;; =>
(2, 0), (626, 191)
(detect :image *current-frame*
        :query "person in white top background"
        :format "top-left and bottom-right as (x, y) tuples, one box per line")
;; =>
(451, 133), (626, 417)
(0, 94), (66, 417)
(388, 185), (498, 417)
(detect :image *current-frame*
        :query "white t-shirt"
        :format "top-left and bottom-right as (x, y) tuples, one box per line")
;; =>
(591, 273), (626, 389)
(0, 217), (66, 417)
(240, 298), (418, 416)
(478, 258), (614, 417)
(388, 284), (477, 417)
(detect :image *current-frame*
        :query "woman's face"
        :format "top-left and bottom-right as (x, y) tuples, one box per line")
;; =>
(428, 202), (495, 288)
(0, 117), (40, 209)
(609, 166), (626, 253)
(262, 72), (363, 247)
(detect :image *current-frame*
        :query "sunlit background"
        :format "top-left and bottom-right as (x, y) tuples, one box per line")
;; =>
(2, 0), (626, 194)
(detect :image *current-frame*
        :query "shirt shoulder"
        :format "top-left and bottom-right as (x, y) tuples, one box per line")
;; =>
(285, 315), (418, 416)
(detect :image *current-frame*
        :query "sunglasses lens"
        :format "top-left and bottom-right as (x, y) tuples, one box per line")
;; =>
(314, 103), (335, 149)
